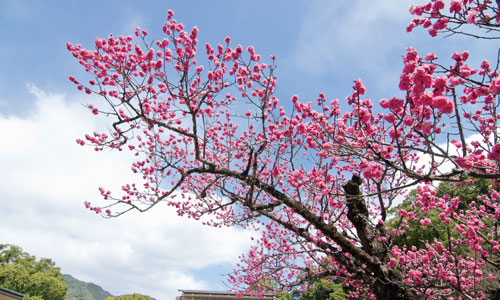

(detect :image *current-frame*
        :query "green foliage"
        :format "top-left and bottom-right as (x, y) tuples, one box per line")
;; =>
(386, 190), (446, 249)
(276, 279), (346, 300)
(387, 178), (499, 249)
(106, 294), (152, 300)
(328, 287), (348, 300)
(436, 177), (499, 205)
(63, 274), (113, 300)
(0, 244), (67, 300)
(300, 279), (346, 300)
(386, 178), (500, 295)
(275, 291), (294, 300)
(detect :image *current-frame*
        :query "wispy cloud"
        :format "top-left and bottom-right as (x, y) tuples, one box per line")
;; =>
(290, 0), (414, 78)
(285, 0), (495, 102)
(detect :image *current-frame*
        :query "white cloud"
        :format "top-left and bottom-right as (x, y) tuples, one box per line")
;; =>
(415, 133), (494, 177)
(290, 0), (414, 78)
(0, 87), (254, 299)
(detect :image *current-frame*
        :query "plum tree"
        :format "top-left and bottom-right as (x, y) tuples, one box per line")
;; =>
(68, 1), (500, 299)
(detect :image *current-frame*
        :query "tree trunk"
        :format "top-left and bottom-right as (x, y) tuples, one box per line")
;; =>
(372, 280), (422, 300)
(343, 175), (422, 300)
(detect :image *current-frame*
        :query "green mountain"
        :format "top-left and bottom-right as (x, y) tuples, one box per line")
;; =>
(63, 274), (113, 300)
(63, 274), (156, 300)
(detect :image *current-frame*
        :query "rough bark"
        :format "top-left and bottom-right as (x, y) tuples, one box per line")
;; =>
(371, 280), (418, 300)
(343, 175), (422, 300)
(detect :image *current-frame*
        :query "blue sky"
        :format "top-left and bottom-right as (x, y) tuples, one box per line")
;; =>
(0, 1), (497, 299)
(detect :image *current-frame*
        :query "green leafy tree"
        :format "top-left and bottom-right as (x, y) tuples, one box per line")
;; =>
(301, 279), (346, 300)
(276, 279), (346, 300)
(386, 190), (445, 249)
(0, 244), (67, 300)
(386, 178), (500, 297)
(275, 291), (294, 300)
(387, 178), (500, 249)
(106, 294), (152, 300)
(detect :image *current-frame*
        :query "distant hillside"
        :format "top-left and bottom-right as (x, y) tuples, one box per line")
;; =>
(63, 274), (156, 300)
(63, 274), (113, 300)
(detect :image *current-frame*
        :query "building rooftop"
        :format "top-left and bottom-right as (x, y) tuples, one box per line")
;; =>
(177, 290), (273, 300)
(0, 286), (25, 300)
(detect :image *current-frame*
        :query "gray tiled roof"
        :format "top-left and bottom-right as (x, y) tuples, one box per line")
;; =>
(177, 290), (273, 300)
(0, 286), (25, 299)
